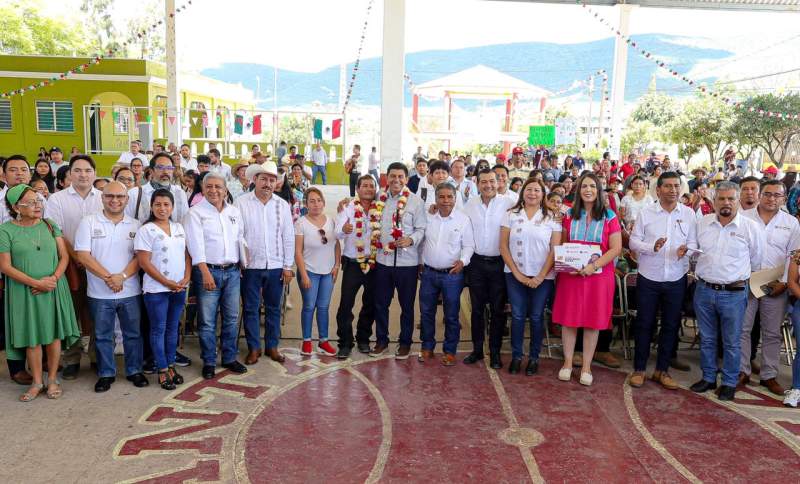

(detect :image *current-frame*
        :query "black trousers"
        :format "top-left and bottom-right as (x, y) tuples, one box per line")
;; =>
(349, 172), (360, 197)
(466, 254), (506, 354)
(336, 257), (376, 347)
(633, 275), (686, 372)
(0, 295), (26, 375)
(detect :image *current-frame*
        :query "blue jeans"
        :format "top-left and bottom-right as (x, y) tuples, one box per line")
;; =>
(312, 165), (327, 185)
(194, 266), (241, 366)
(143, 291), (186, 370)
(374, 264), (419, 347)
(88, 295), (142, 377)
(242, 268), (284, 351)
(693, 283), (748, 387)
(299, 272), (334, 340)
(420, 268), (464, 355)
(790, 300), (800, 390)
(505, 274), (553, 361)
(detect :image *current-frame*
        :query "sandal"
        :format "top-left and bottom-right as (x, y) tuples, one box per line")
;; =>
(20, 383), (44, 402)
(158, 370), (175, 391)
(46, 378), (63, 399)
(167, 366), (184, 385)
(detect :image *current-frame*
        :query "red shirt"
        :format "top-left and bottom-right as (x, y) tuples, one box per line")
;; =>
(619, 162), (635, 180)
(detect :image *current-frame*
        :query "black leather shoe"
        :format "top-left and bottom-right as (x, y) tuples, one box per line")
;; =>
(202, 365), (216, 380)
(690, 379), (717, 393)
(94, 376), (115, 393)
(174, 351), (192, 367)
(717, 385), (736, 401)
(142, 359), (156, 374)
(337, 346), (352, 360)
(509, 359), (522, 374)
(525, 359), (539, 376)
(490, 352), (502, 370)
(62, 364), (80, 380)
(222, 360), (247, 374)
(126, 373), (149, 388)
(357, 342), (371, 354)
(463, 352), (484, 364)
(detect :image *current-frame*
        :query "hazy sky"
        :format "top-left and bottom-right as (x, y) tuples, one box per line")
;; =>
(42, 0), (800, 73)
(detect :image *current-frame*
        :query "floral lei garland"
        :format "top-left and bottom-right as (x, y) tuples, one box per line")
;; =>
(376, 186), (410, 255)
(353, 198), (379, 273)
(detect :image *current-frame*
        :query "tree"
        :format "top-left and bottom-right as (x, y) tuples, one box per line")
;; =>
(630, 90), (679, 142)
(0, 1), (91, 55)
(620, 120), (656, 156)
(80, 0), (166, 60)
(728, 93), (800, 168)
(667, 94), (735, 166)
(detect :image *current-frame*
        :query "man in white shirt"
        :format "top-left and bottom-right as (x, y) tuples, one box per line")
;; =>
(179, 143), (198, 172)
(493, 165), (518, 204)
(334, 174), (378, 359)
(691, 181), (764, 401)
(74, 181), (147, 393)
(234, 162), (295, 365)
(310, 143), (329, 185)
(450, 158), (478, 204)
(368, 146), (380, 182)
(739, 179), (800, 395)
(184, 172), (246, 379)
(125, 153), (189, 224)
(418, 183), (474, 366)
(116, 141), (149, 167)
(49, 147), (68, 174)
(44, 154), (104, 379)
(628, 171), (697, 390)
(463, 167), (515, 369)
(207, 148), (231, 180)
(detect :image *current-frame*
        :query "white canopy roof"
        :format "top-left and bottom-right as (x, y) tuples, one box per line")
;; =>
(413, 65), (551, 100)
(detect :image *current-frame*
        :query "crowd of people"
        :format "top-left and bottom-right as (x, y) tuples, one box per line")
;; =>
(1, 141), (799, 410)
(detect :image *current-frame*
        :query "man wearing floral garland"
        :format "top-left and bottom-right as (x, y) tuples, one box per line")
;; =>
(334, 175), (380, 359)
(371, 162), (427, 359)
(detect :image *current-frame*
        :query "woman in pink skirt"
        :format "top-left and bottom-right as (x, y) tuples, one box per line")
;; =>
(552, 172), (622, 386)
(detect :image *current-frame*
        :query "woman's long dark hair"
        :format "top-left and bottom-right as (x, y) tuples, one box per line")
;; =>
(55, 165), (70, 191)
(274, 171), (295, 205)
(145, 188), (175, 225)
(510, 178), (550, 219)
(572, 172), (608, 221)
(33, 159), (55, 193)
(188, 172), (208, 206)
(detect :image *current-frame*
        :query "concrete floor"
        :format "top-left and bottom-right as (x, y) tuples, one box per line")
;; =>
(2, 184), (800, 483)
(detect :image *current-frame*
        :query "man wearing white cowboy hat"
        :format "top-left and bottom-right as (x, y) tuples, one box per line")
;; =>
(234, 162), (295, 365)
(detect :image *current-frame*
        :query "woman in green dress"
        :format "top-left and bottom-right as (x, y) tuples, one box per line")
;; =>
(0, 184), (79, 402)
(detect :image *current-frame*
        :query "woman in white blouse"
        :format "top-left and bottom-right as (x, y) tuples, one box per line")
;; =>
(295, 187), (341, 357)
(619, 175), (653, 229)
(134, 189), (191, 390)
(500, 178), (561, 376)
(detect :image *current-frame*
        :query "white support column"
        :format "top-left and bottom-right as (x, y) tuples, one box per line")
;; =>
(608, 3), (636, 160)
(380, 0), (406, 168)
(165, 0), (181, 146)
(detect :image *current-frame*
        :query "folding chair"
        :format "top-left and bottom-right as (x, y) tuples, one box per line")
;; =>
(782, 316), (796, 365)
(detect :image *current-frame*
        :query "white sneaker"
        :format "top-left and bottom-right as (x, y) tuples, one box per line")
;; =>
(580, 372), (594, 386)
(114, 342), (124, 355)
(784, 388), (800, 408)
(558, 368), (572, 382)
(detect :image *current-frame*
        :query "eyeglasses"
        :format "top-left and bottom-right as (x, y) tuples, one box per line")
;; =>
(17, 200), (44, 208)
(116, 176), (134, 183)
(761, 192), (784, 199)
(318, 228), (328, 245)
(155, 165), (175, 171)
(103, 194), (127, 200)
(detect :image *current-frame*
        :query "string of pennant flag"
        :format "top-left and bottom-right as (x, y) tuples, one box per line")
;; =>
(0, 0), (196, 99)
(575, 0), (800, 120)
(341, 0), (376, 113)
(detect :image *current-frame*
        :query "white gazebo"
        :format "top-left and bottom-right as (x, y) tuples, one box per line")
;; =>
(411, 65), (551, 153)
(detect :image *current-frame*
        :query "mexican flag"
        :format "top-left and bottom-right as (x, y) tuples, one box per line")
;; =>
(313, 118), (343, 141)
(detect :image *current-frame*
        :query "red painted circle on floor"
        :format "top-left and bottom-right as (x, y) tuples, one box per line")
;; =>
(243, 358), (800, 482)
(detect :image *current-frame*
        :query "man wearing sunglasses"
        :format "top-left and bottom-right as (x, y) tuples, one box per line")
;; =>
(125, 153), (189, 224)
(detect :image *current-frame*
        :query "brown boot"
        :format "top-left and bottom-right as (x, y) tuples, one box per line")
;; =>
(760, 378), (785, 395)
(11, 370), (33, 386)
(265, 348), (285, 363)
(629, 371), (646, 388)
(737, 372), (750, 389)
(245, 349), (261, 365)
(594, 351), (621, 369)
(652, 371), (679, 390)
(417, 349), (435, 363)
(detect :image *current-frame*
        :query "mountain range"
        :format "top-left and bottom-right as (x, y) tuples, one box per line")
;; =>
(201, 34), (731, 109)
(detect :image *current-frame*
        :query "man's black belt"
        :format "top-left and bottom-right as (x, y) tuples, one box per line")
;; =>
(698, 278), (747, 292)
(206, 263), (237, 270)
(472, 254), (502, 262)
(425, 265), (454, 274)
